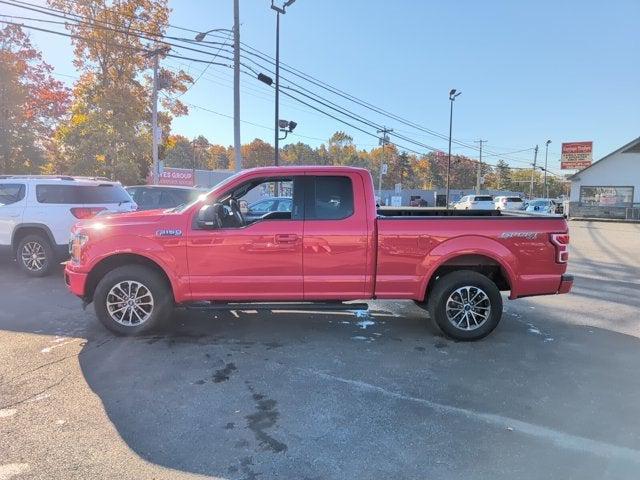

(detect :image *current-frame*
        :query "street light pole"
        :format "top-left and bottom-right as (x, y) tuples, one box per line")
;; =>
(274, 10), (280, 166)
(544, 139), (551, 198)
(530, 145), (539, 198)
(446, 89), (461, 209)
(270, 0), (295, 167)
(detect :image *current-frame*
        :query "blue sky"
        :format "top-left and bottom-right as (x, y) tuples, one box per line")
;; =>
(3, 0), (639, 172)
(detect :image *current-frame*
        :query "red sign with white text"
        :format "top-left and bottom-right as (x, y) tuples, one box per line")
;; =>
(561, 141), (593, 170)
(155, 168), (195, 186)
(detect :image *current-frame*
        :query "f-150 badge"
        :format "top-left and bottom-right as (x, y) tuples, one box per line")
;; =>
(156, 229), (182, 237)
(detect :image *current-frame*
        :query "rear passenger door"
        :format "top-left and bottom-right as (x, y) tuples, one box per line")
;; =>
(0, 183), (27, 246)
(302, 174), (369, 300)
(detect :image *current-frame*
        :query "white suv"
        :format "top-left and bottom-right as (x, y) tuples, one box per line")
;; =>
(453, 195), (495, 210)
(494, 196), (525, 210)
(0, 176), (136, 276)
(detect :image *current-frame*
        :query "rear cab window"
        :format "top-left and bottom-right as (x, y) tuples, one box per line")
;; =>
(0, 184), (26, 206)
(474, 196), (494, 202)
(306, 176), (354, 220)
(507, 197), (523, 202)
(36, 184), (131, 204)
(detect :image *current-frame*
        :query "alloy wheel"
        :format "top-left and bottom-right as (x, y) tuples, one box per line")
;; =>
(445, 286), (491, 331)
(21, 241), (47, 272)
(106, 280), (155, 326)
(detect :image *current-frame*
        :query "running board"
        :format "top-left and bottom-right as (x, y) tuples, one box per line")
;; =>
(182, 301), (370, 312)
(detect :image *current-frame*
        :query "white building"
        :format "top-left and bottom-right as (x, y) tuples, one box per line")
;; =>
(568, 136), (640, 218)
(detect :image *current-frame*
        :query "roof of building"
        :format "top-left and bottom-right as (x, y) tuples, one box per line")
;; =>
(568, 135), (640, 179)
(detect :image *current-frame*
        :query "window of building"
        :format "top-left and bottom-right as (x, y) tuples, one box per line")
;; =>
(579, 186), (634, 206)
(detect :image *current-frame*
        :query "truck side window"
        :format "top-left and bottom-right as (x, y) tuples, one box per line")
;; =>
(307, 176), (354, 220)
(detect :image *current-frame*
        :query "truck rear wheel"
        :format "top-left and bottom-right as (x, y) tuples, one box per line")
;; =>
(93, 265), (173, 335)
(426, 270), (503, 341)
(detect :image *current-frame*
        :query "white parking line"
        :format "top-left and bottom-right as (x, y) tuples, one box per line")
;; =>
(0, 463), (30, 480)
(303, 369), (640, 463)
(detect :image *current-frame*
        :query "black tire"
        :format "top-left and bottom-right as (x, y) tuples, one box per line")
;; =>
(16, 234), (54, 277)
(93, 265), (174, 335)
(426, 270), (503, 341)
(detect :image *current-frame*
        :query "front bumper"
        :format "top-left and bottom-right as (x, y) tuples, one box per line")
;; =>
(64, 263), (88, 298)
(557, 274), (573, 294)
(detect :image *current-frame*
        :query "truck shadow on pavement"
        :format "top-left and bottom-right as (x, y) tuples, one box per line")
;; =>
(2, 258), (640, 479)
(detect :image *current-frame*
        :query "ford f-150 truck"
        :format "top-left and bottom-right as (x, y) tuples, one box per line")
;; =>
(65, 166), (572, 340)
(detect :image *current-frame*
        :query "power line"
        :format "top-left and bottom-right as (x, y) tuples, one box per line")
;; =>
(1, 0), (508, 159)
(2, 11), (565, 175)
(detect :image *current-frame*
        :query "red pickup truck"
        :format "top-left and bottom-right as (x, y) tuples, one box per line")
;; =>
(65, 166), (572, 340)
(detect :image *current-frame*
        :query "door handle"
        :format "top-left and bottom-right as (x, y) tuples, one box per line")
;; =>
(274, 234), (299, 244)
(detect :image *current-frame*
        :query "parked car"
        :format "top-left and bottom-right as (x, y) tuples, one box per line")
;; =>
(453, 195), (495, 210)
(65, 166), (572, 341)
(242, 196), (293, 223)
(494, 196), (525, 211)
(125, 185), (205, 211)
(525, 198), (560, 214)
(0, 175), (136, 276)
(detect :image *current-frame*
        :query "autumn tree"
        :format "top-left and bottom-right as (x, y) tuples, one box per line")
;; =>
(0, 24), (70, 173)
(281, 142), (321, 165)
(48, 0), (192, 184)
(208, 144), (231, 170)
(241, 138), (275, 168)
(484, 159), (512, 190)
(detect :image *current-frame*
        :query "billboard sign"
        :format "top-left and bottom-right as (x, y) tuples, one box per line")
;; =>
(154, 168), (195, 186)
(561, 141), (593, 170)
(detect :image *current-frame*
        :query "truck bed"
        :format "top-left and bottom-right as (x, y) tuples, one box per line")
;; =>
(377, 207), (563, 218)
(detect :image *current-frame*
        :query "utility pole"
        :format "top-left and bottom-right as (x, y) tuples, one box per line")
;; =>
(144, 45), (170, 183)
(233, 0), (242, 171)
(192, 138), (198, 180)
(529, 145), (539, 199)
(475, 139), (486, 194)
(543, 139), (551, 198)
(151, 51), (159, 184)
(377, 127), (392, 203)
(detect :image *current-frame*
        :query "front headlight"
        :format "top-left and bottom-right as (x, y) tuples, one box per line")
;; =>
(69, 232), (89, 263)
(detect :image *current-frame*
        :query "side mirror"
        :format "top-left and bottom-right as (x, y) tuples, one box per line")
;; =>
(197, 203), (223, 229)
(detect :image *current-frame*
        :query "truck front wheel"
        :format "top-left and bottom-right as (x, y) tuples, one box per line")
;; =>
(426, 270), (503, 341)
(93, 265), (173, 335)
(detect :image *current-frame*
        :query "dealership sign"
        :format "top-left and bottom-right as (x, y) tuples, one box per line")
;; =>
(561, 141), (593, 170)
(149, 168), (195, 186)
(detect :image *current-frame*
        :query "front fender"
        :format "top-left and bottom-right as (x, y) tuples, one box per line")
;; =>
(80, 234), (184, 297)
(418, 235), (518, 299)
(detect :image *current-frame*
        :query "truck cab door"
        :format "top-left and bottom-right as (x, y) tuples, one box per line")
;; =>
(302, 174), (371, 300)
(186, 176), (305, 301)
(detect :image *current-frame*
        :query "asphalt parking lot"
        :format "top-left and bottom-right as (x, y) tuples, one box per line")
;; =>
(1, 221), (639, 479)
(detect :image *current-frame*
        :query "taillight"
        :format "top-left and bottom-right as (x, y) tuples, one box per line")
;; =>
(70, 207), (106, 219)
(550, 233), (569, 263)
(501, 198), (507, 204)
